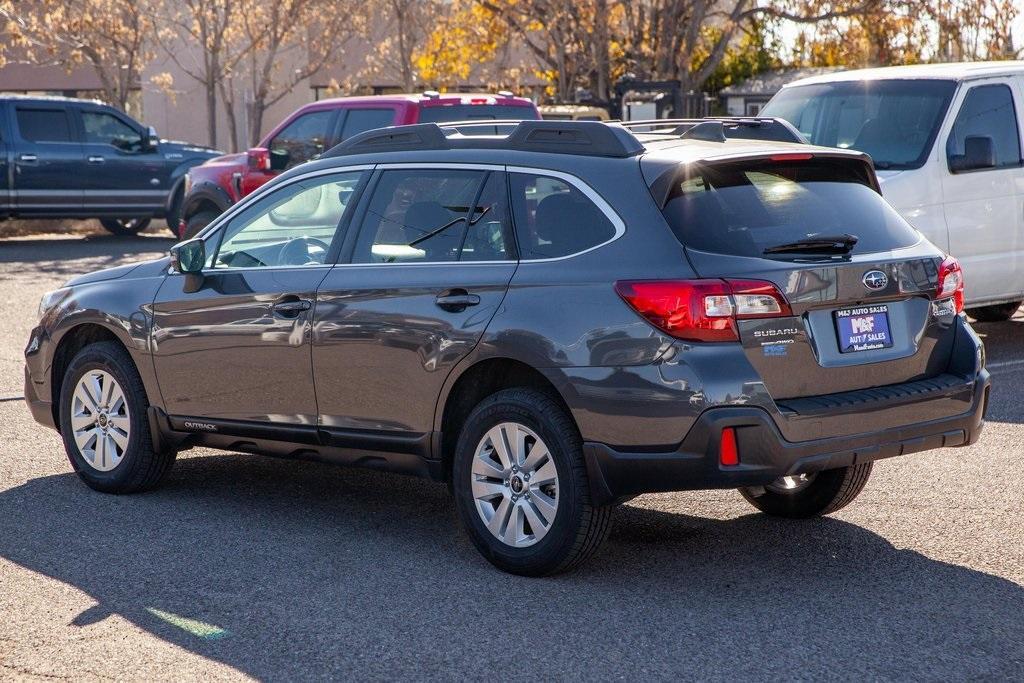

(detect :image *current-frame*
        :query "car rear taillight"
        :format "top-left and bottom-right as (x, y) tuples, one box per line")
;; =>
(247, 147), (271, 172)
(614, 279), (792, 342)
(937, 255), (964, 314)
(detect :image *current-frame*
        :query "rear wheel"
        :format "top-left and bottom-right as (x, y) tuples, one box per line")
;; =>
(183, 210), (218, 240)
(967, 301), (1021, 322)
(99, 218), (151, 236)
(59, 341), (175, 493)
(739, 463), (873, 518)
(452, 388), (612, 576)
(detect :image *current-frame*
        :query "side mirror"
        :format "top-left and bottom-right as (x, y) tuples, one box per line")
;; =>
(949, 135), (996, 173)
(143, 125), (160, 151)
(247, 147), (271, 171)
(169, 238), (206, 274)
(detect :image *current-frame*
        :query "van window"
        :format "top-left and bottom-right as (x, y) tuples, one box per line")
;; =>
(509, 173), (616, 259)
(762, 80), (955, 170)
(353, 169), (511, 263)
(16, 108), (73, 143)
(660, 160), (921, 258)
(946, 84), (1022, 171)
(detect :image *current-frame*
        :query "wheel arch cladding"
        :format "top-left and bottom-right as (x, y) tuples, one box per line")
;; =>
(438, 357), (577, 480)
(50, 324), (133, 428)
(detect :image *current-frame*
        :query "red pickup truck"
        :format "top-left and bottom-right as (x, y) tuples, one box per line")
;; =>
(179, 92), (540, 238)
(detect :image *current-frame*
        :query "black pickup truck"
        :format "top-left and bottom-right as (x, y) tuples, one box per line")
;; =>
(0, 95), (220, 235)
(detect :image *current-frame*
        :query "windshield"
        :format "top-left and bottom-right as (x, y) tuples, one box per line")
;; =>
(660, 160), (921, 259)
(761, 80), (956, 170)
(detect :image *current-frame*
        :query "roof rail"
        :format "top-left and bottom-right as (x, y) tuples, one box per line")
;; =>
(621, 117), (806, 144)
(324, 120), (645, 159)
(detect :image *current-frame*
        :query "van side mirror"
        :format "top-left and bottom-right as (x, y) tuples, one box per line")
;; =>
(949, 135), (995, 173)
(169, 238), (205, 274)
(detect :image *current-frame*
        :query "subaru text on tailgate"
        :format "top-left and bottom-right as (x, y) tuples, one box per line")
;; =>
(25, 119), (989, 575)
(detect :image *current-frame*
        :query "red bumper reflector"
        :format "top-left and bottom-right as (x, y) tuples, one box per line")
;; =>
(720, 427), (739, 466)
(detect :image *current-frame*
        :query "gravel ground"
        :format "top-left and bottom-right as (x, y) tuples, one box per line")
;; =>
(1, 231), (1022, 681)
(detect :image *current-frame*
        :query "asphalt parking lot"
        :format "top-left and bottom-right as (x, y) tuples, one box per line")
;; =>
(1, 229), (1022, 681)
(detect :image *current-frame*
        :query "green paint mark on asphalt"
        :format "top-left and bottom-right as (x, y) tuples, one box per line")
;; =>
(145, 607), (229, 640)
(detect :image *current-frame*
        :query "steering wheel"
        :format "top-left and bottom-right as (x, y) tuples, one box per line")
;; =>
(279, 236), (331, 266)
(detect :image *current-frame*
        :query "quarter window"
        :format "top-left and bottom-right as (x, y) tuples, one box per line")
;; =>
(82, 111), (143, 152)
(509, 173), (617, 259)
(268, 110), (334, 171)
(353, 169), (511, 263)
(946, 84), (1022, 171)
(16, 108), (73, 143)
(211, 171), (364, 269)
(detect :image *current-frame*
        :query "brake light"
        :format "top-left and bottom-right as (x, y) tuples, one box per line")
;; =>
(769, 153), (814, 161)
(720, 427), (739, 466)
(937, 255), (964, 314)
(614, 279), (792, 342)
(247, 147), (271, 172)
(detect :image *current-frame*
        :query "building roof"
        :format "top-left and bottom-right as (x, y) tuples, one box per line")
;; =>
(784, 60), (1024, 87)
(719, 67), (844, 96)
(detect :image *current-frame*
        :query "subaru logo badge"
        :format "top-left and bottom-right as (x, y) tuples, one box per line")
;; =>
(862, 270), (888, 291)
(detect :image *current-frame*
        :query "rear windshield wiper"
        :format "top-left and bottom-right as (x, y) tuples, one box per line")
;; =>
(763, 233), (859, 256)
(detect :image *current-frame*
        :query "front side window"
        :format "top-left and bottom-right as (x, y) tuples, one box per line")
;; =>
(16, 107), (73, 143)
(509, 173), (617, 259)
(762, 80), (956, 170)
(212, 171), (364, 269)
(82, 111), (143, 152)
(339, 109), (395, 140)
(353, 168), (511, 263)
(946, 84), (1022, 172)
(268, 110), (334, 171)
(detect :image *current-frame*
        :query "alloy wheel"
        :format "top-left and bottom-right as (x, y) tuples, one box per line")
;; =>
(471, 422), (559, 548)
(70, 370), (130, 472)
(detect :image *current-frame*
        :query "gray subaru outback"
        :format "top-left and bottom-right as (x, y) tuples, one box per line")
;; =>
(25, 119), (989, 575)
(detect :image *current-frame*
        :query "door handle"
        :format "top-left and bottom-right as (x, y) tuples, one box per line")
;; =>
(435, 289), (481, 312)
(88, 155), (105, 163)
(18, 154), (37, 162)
(272, 298), (312, 317)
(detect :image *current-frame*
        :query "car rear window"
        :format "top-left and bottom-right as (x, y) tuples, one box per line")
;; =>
(659, 159), (921, 258)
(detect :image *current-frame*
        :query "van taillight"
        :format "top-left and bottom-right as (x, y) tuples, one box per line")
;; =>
(614, 279), (792, 342)
(937, 255), (964, 314)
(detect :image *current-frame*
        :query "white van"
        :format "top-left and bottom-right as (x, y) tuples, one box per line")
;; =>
(762, 61), (1024, 321)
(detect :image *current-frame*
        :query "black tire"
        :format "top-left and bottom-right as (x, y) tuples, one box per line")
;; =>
(451, 388), (612, 576)
(739, 463), (873, 518)
(164, 187), (184, 235)
(99, 217), (151, 236)
(967, 301), (1021, 323)
(183, 210), (218, 240)
(58, 341), (175, 494)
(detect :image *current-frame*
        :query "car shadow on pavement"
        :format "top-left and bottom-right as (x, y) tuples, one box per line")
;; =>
(1, 452), (1021, 679)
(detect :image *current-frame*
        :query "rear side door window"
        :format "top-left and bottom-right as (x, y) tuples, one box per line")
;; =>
(946, 84), (1022, 173)
(15, 107), (74, 143)
(268, 110), (334, 171)
(508, 172), (617, 259)
(339, 109), (396, 141)
(351, 168), (511, 263)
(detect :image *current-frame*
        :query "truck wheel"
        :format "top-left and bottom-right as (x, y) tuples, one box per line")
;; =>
(164, 187), (184, 235)
(58, 341), (175, 494)
(452, 388), (612, 576)
(967, 301), (1021, 322)
(183, 210), (218, 240)
(100, 218), (151, 236)
(739, 463), (873, 518)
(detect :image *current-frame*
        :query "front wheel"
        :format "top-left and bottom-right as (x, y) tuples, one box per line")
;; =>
(739, 463), (873, 518)
(452, 388), (612, 576)
(99, 218), (151, 236)
(967, 301), (1021, 323)
(59, 341), (175, 493)
(183, 210), (218, 240)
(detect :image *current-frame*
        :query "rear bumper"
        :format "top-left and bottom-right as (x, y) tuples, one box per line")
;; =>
(582, 368), (990, 505)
